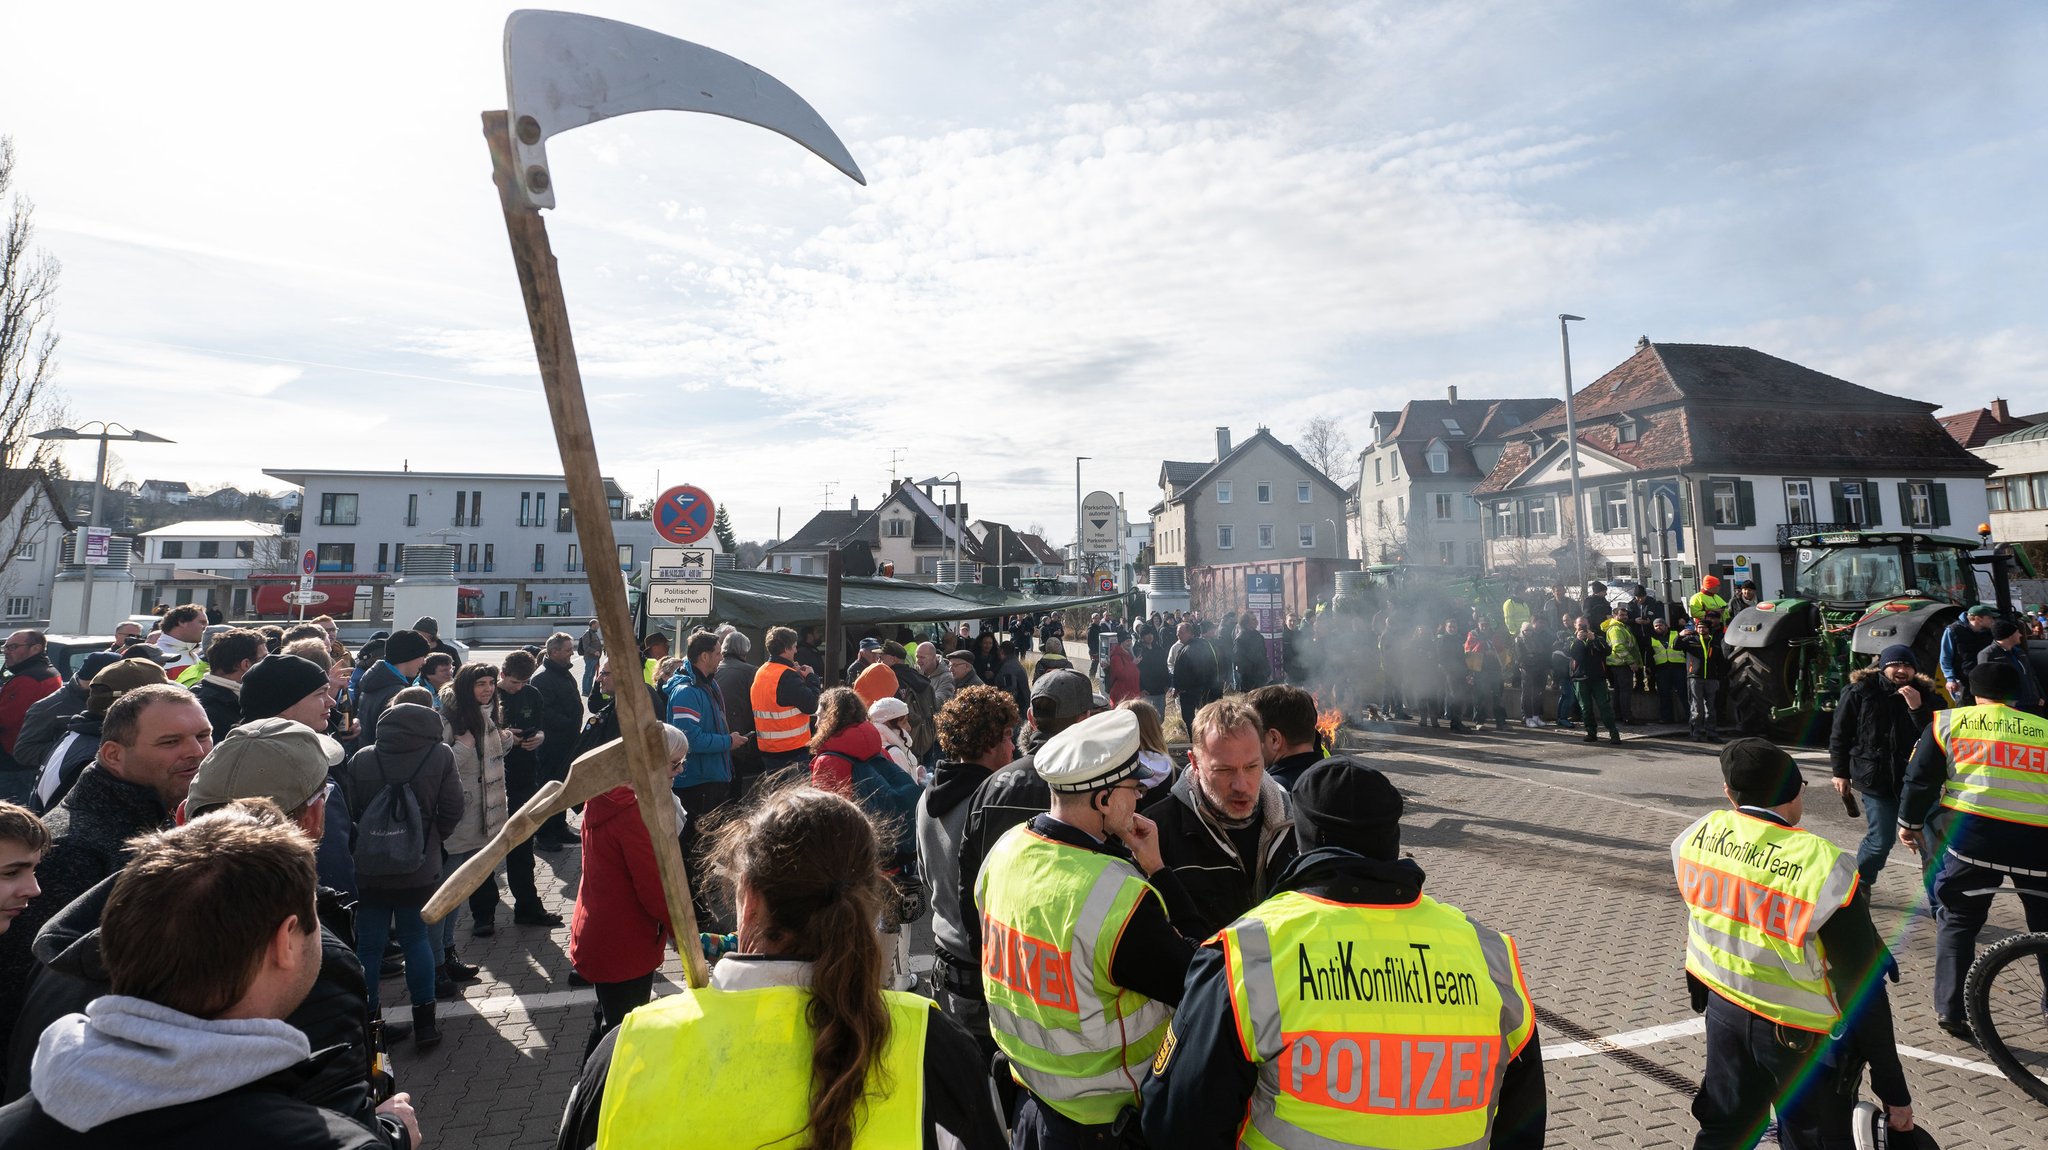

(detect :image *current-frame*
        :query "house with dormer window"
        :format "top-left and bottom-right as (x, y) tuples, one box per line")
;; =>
(1472, 340), (1994, 598)
(1346, 390), (1554, 569)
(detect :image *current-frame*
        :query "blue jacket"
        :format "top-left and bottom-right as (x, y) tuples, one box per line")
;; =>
(667, 664), (733, 788)
(1939, 618), (1993, 685)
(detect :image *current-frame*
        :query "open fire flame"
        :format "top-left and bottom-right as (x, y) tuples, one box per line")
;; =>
(1317, 708), (1344, 750)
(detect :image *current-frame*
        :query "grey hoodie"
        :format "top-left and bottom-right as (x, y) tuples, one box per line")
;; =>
(30, 996), (312, 1132)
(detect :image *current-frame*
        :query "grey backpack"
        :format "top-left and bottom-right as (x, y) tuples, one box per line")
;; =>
(353, 758), (427, 877)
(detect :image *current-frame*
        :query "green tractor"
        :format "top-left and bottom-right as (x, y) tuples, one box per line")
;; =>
(1723, 529), (2031, 742)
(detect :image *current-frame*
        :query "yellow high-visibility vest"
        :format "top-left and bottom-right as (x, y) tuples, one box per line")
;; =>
(595, 983), (931, 1149)
(1672, 809), (1859, 1032)
(1929, 703), (2048, 829)
(1216, 890), (1536, 1150)
(977, 825), (1171, 1126)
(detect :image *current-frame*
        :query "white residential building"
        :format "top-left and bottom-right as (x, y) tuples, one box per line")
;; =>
(265, 469), (659, 620)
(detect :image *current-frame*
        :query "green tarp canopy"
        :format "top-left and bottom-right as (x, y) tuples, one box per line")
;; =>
(683, 569), (1130, 631)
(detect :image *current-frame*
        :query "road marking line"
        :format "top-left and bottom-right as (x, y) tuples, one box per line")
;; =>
(1895, 1043), (2005, 1077)
(1542, 1018), (2010, 1081)
(385, 956), (939, 1023)
(1546, 1017), (1705, 1059)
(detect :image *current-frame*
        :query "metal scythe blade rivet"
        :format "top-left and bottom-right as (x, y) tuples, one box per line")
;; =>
(526, 166), (551, 193)
(516, 115), (543, 145)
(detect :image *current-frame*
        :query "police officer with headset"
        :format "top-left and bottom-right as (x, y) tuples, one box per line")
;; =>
(1142, 756), (1546, 1149)
(976, 708), (1196, 1149)
(1675, 738), (1916, 1149)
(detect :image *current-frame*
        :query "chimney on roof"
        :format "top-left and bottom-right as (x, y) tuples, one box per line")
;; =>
(1993, 398), (2010, 422)
(850, 495), (859, 513)
(1446, 385), (1458, 404)
(1636, 336), (1651, 351)
(1216, 427), (1231, 459)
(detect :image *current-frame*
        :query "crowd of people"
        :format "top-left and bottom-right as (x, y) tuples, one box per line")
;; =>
(2, 570), (2041, 1147)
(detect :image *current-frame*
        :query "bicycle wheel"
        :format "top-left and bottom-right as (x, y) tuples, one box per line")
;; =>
(1965, 931), (2048, 1107)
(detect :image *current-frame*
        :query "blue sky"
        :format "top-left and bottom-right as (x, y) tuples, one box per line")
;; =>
(3, 1), (2044, 546)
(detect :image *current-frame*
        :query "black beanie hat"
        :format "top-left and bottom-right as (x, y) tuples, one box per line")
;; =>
(1291, 756), (1404, 860)
(1719, 737), (1804, 807)
(241, 654), (330, 722)
(1969, 661), (2021, 704)
(382, 629), (431, 664)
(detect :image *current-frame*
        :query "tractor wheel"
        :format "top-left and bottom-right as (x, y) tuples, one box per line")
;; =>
(1730, 645), (1811, 743)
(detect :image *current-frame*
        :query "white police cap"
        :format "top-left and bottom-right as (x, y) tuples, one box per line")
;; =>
(1036, 709), (1144, 793)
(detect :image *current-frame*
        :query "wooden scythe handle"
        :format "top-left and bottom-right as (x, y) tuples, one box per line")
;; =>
(481, 110), (708, 988)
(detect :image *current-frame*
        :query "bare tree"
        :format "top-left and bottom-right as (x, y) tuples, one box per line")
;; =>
(1296, 415), (1355, 482)
(0, 138), (67, 587)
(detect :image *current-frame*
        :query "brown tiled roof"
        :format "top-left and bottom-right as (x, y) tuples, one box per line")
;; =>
(1377, 397), (1554, 482)
(1472, 343), (1990, 495)
(1519, 342), (1931, 432)
(1939, 407), (2034, 448)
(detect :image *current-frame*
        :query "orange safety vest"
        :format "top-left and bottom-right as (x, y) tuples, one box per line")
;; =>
(751, 660), (812, 754)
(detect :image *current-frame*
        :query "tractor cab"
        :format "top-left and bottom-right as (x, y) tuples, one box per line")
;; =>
(1785, 530), (1981, 612)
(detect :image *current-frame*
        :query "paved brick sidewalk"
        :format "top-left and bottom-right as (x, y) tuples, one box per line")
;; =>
(388, 724), (2046, 1147)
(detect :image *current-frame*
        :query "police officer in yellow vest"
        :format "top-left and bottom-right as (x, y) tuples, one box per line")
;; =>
(977, 708), (1196, 1148)
(1675, 738), (1916, 1149)
(1899, 660), (2048, 1039)
(1142, 756), (1546, 1149)
(557, 785), (1005, 1149)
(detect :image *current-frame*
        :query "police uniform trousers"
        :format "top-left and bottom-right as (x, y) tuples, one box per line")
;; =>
(1010, 1092), (1142, 1150)
(1694, 993), (1854, 1150)
(1931, 853), (2048, 1023)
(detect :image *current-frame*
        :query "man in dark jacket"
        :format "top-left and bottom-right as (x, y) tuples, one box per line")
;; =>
(0, 632), (59, 777)
(915, 685), (1019, 1060)
(5, 720), (414, 1147)
(1167, 621), (1221, 731)
(5, 653), (117, 805)
(1829, 645), (1938, 888)
(30, 659), (169, 815)
(1937, 605), (1997, 704)
(1134, 624), (1170, 716)
(1974, 620), (2044, 712)
(1149, 697), (1296, 940)
(531, 633), (586, 850)
(1232, 611), (1271, 692)
(0, 685), (210, 1091)
(1249, 684), (1323, 790)
(493, 651), (555, 928)
(793, 627), (826, 680)
(711, 631), (761, 789)
(0, 805), (397, 1149)
(352, 631), (429, 749)
(189, 629), (265, 744)
(1141, 757), (1545, 1148)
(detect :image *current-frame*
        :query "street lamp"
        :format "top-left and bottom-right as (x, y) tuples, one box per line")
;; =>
(32, 422), (174, 631)
(1074, 456), (1091, 581)
(1557, 315), (1589, 602)
(919, 472), (963, 581)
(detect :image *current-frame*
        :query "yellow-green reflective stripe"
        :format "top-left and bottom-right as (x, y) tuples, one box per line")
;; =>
(755, 706), (802, 720)
(1013, 1059), (1141, 1101)
(987, 998), (1105, 1058)
(1941, 784), (2048, 825)
(1234, 920), (1285, 1061)
(1813, 855), (1861, 915)
(1689, 918), (1825, 982)
(1476, 928), (1530, 1052)
(1685, 939), (1838, 1022)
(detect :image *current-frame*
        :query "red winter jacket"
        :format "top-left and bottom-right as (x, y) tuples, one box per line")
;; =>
(0, 654), (60, 756)
(809, 721), (884, 796)
(568, 783), (673, 983)
(1107, 645), (1141, 704)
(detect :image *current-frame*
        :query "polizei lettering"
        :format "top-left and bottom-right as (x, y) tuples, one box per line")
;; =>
(1297, 942), (1482, 1006)
(1686, 824), (1806, 883)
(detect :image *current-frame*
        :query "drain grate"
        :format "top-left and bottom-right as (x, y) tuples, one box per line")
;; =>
(1537, 1005), (1700, 1097)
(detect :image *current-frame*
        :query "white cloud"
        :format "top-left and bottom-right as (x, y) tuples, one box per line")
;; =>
(5, 1), (2047, 540)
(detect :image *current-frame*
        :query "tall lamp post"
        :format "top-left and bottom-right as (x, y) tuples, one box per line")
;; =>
(1557, 315), (1588, 601)
(920, 472), (963, 581)
(32, 422), (174, 631)
(1074, 456), (1090, 581)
